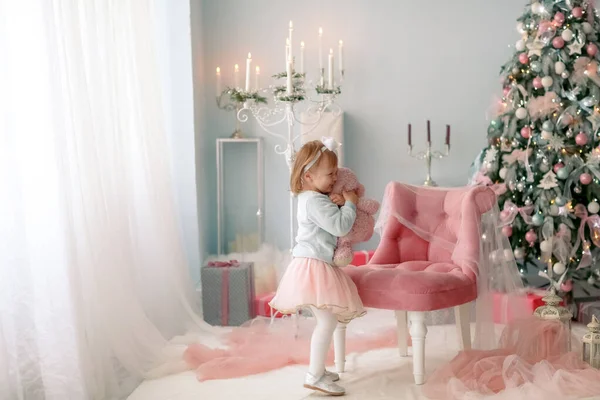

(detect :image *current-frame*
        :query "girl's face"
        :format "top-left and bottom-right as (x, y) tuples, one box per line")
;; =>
(305, 160), (338, 194)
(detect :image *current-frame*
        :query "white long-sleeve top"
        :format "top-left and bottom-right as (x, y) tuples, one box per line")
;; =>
(292, 190), (357, 264)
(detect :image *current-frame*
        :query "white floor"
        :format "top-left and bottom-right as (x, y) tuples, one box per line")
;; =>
(129, 310), (600, 400)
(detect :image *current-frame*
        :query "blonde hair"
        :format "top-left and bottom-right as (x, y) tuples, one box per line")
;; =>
(290, 140), (338, 195)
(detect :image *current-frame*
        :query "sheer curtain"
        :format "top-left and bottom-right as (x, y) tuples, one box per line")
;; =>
(0, 1), (212, 399)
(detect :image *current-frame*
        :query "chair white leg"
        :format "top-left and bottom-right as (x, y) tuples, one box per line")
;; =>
(395, 310), (408, 357)
(454, 303), (471, 350)
(409, 311), (427, 385)
(333, 323), (347, 373)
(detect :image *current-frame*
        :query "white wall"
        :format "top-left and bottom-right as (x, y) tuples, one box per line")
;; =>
(195, 0), (527, 253)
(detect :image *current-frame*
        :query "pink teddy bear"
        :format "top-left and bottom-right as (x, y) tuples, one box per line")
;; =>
(330, 167), (380, 267)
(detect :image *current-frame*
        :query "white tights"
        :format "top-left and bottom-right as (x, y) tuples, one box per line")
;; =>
(308, 307), (338, 377)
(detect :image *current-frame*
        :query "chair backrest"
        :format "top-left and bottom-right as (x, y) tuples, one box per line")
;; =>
(369, 182), (496, 281)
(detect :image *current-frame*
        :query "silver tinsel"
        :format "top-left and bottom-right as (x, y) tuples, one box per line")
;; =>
(575, 184), (583, 194)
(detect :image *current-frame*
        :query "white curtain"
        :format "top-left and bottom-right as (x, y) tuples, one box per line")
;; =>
(0, 1), (212, 399)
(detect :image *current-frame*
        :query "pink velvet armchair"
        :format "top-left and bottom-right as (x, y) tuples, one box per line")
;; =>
(336, 182), (496, 384)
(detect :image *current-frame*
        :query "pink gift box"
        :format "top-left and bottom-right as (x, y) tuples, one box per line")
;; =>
(492, 291), (564, 324)
(254, 292), (283, 318)
(351, 250), (375, 266)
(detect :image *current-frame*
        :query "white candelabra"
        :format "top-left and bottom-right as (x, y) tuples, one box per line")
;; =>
(221, 21), (345, 250)
(215, 56), (266, 138)
(408, 120), (452, 187)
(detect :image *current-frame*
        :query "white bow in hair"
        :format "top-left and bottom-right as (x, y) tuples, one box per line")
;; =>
(321, 136), (341, 153)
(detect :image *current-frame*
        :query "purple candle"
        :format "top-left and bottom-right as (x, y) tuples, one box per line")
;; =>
(408, 123), (412, 146)
(446, 125), (451, 145)
(427, 120), (431, 143)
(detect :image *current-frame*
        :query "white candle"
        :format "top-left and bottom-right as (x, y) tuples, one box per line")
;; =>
(338, 40), (344, 74)
(286, 60), (293, 95)
(318, 27), (323, 71)
(245, 53), (252, 91)
(216, 67), (221, 97)
(285, 38), (290, 70)
(328, 48), (334, 89)
(289, 21), (294, 66)
(255, 66), (260, 90)
(300, 41), (305, 74)
(234, 64), (239, 88)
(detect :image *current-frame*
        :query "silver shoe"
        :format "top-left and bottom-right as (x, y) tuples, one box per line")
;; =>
(304, 372), (345, 396)
(324, 369), (340, 382)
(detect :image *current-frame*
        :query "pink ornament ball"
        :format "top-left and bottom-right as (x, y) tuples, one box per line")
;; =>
(572, 7), (583, 18)
(553, 37), (565, 49)
(580, 173), (593, 185)
(533, 77), (543, 89)
(519, 53), (530, 64)
(521, 126), (532, 138)
(561, 279), (573, 292)
(502, 225), (513, 237)
(500, 210), (510, 220)
(588, 43), (598, 57)
(576, 132), (589, 146)
(554, 12), (565, 25)
(554, 163), (565, 173)
(525, 229), (538, 244)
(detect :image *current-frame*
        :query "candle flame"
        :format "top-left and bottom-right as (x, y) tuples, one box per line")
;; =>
(301, 41), (305, 48)
(339, 40), (343, 46)
(286, 38), (290, 46)
(319, 27), (323, 36)
(216, 67), (220, 74)
(248, 52), (251, 59)
(330, 48), (333, 54)
(234, 64), (239, 72)
(289, 20), (293, 28)
(255, 66), (260, 73)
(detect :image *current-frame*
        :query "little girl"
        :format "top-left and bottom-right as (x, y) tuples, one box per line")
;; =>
(269, 139), (366, 396)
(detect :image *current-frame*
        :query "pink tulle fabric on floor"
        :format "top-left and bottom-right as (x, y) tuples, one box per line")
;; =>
(183, 318), (399, 382)
(423, 317), (600, 400)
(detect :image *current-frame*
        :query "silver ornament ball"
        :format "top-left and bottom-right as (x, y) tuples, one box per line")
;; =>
(532, 213), (545, 226)
(542, 121), (554, 131)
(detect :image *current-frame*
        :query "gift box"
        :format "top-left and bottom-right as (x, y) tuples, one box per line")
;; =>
(492, 290), (564, 324)
(351, 250), (375, 266)
(254, 292), (282, 318)
(201, 260), (255, 326)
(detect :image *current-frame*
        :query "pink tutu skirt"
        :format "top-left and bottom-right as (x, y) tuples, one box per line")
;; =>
(269, 257), (366, 323)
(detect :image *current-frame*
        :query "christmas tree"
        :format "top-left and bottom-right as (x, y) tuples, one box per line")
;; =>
(472, 0), (600, 286)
